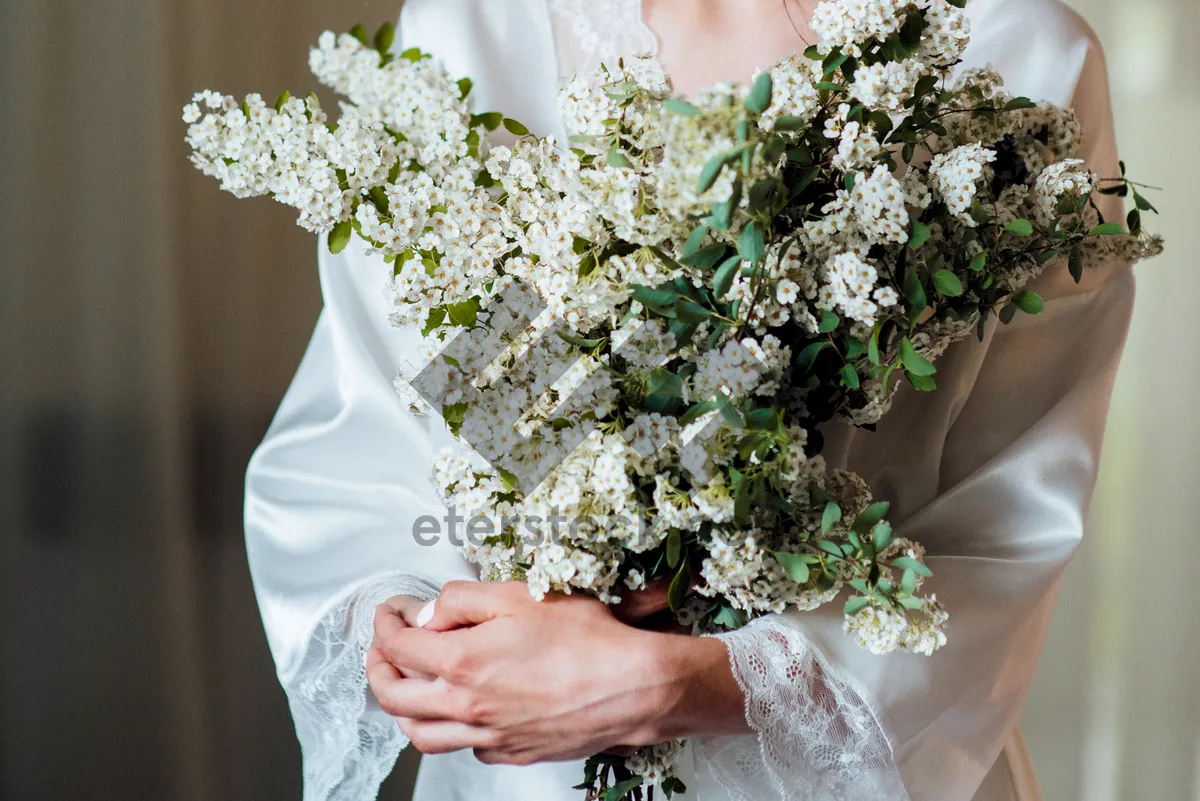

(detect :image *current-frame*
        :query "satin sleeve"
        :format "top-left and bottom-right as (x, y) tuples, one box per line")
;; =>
(244, 238), (475, 801)
(242, 5), (567, 800)
(697, 31), (1136, 801)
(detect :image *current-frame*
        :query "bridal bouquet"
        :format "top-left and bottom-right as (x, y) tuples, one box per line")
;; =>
(186, 0), (1161, 797)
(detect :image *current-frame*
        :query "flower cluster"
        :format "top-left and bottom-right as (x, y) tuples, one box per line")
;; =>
(188, 3), (1162, 798)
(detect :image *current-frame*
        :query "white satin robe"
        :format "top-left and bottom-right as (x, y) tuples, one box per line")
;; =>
(243, 1), (1136, 799)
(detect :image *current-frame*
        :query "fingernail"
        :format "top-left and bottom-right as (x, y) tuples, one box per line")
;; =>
(416, 600), (436, 628)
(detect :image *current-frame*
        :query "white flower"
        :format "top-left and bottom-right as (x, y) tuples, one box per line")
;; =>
(928, 143), (998, 225)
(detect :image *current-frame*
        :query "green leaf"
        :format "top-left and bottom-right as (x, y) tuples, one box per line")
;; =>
(708, 190), (739, 230)
(421, 307), (446, 337)
(908, 221), (932, 250)
(822, 48), (850, 75)
(678, 399), (721, 426)
(373, 21), (396, 52)
(737, 222), (766, 264)
(844, 596), (870, 616)
(906, 372), (937, 391)
(328, 219), (353, 254)
(718, 396), (743, 427)
(797, 341), (829, 372)
(667, 557), (690, 612)
(464, 129), (481, 159)
(470, 111), (504, 131)
(745, 71), (773, 114)
(732, 471), (750, 522)
(1004, 96), (1037, 110)
(661, 776), (688, 798)
(666, 530), (682, 569)
(969, 251), (988, 272)
(1068, 248), (1084, 283)
(606, 148), (634, 168)
(892, 556), (933, 577)
(648, 368), (685, 399)
(441, 402), (468, 437)
(872, 521), (895, 553)
(775, 552), (813, 584)
(818, 310), (840, 333)
(899, 337), (936, 376)
(1005, 219), (1034, 237)
(631, 284), (682, 308)
(456, 76), (472, 99)
(932, 269), (964, 297)
(815, 539), (843, 558)
(481, 465), (513, 495)
(447, 298), (480, 328)
(901, 266), (927, 309)
(676, 299), (714, 323)
(840, 364), (860, 389)
(773, 115), (807, 131)
(713, 606), (748, 629)
(821, 502), (843, 534)
(349, 24), (369, 46)
(1011, 290), (1045, 314)
(273, 90), (292, 112)
(868, 109), (893, 136)
(557, 331), (606, 349)
(681, 243), (727, 269)
(605, 778), (645, 801)
(1090, 222), (1123, 236)
(788, 166), (821, 201)
(683, 224), (710, 259)
(853, 501), (890, 534)
(713, 255), (741, 299)
(698, 153), (727, 192)
(502, 117), (530, 136)
(663, 97), (701, 115)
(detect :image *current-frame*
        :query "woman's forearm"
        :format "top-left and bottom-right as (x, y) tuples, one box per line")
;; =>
(648, 633), (750, 739)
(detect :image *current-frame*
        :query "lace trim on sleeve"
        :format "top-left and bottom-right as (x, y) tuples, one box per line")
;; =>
(286, 572), (440, 801)
(696, 616), (910, 801)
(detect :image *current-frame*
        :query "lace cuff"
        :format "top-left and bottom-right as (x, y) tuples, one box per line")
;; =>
(696, 616), (910, 801)
(285, 572), (440, 801)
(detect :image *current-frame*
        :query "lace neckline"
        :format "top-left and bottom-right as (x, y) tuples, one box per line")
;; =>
(545, 0), (661, 77)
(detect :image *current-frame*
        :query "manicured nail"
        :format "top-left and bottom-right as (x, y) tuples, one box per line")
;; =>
(416, 600), (436, 628)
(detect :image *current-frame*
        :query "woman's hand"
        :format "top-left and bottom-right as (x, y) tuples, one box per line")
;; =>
(370, 596), (434, 680)
(364, 581), (749, 766)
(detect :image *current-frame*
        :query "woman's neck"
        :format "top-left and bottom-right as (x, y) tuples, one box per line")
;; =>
(643, 0), (818, 96)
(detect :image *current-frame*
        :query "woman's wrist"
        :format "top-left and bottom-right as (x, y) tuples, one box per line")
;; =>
(640, 631), (750, 741)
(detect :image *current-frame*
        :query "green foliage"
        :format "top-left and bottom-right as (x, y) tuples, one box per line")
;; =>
(899, 337), (936, 377)
(373, 22), (395, 54)
(744, 72), (773, 115)
(328, 219), (353, 254)
(932, 269), (964, 297)
(502, 117), (530, 136)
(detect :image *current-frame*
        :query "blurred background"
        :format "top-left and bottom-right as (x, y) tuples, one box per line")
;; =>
(0, 0), (1195, 799)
